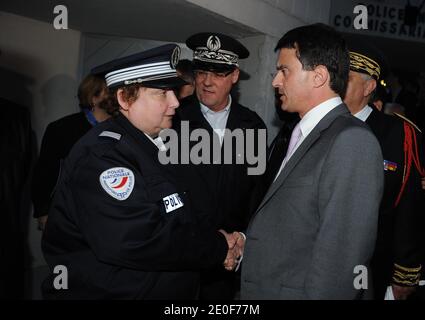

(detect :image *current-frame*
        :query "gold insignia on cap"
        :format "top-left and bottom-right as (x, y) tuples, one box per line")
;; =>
(207, 35), (221, 52)
(393, 263), (422, 286)
(349, 51), (381, 80)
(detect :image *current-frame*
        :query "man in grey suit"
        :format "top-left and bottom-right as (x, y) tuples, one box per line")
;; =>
(240, 24), (384, 300)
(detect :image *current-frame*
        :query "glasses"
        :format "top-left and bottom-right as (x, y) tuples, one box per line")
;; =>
(194, 70), (233, 80)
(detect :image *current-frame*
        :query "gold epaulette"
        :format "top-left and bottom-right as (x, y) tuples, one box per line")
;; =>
(392, 263), (422, 286)
(393, 113), (422, 133)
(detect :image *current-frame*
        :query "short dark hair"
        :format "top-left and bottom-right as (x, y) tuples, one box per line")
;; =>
(275, 23), (349, 99)
(77, 74), (107, 109)
(99, 84), (143, 117)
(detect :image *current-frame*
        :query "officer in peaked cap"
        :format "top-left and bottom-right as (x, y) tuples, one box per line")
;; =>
(186, 32), (249, 72)
(344, 38), (425, 300)
(92, 43), (184, 89)
(348, 41), (383, 81)
(174, 33), (266, 300)
(41, 44), (241, 299)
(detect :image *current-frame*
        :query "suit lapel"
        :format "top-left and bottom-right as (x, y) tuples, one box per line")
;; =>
(255, 104), (350, 212)
(257, 130), (321, 211)
(263, 121), (297, 187)
(226, 101), (258, 131)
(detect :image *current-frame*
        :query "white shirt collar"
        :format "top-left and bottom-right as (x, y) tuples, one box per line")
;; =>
(200, 95), (232, 115)
(144, 132), (167, 151)
(298, 96), (342, 138)
(353, 105), (373, 122)
(272, 97), (342, 183)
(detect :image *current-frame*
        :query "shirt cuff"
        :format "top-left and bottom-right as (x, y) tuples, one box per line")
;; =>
(234, 232), (246, 272)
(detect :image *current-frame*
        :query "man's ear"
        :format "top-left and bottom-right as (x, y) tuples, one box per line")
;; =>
(231, 68), (240, 84)
(117, 89), (129, 111)
(364, 78), (377, 97)
(312, 65), (329, 88)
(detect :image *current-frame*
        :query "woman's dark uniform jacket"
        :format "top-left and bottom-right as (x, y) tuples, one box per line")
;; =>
(41, 113), (228, 299)
(32, 112), (92, 218)
(366, 108), (425, 298)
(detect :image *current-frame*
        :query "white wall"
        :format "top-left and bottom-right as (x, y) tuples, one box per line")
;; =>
(0, 11), (82, 139)
(0, 11), (81, 298)
(186, 0), (331, 37)
(238, 35), (281, 138)
(80, 34), (191, 77)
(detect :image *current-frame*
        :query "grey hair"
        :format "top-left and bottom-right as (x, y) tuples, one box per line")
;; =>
(360, 73), (374, 81)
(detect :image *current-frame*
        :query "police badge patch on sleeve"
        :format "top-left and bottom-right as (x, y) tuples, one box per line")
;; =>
(163, 193), (184, 213)
(99, 167), (135, 200)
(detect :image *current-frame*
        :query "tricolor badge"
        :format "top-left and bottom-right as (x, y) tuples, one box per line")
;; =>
(99, 167), (135, 200)
(384, 160), (398, 172)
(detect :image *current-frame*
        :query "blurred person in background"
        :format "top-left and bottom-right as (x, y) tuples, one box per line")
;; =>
(31, 74), (110, 231)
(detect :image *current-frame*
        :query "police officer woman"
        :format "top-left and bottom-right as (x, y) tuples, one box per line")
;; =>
(41, 44), (240, 299)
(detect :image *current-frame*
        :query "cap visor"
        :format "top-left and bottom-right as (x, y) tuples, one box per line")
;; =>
(142, 77), (187, 89)
(193, 60), (236, 73)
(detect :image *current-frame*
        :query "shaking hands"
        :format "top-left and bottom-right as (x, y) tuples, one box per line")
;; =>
(219, 230), (245, 271)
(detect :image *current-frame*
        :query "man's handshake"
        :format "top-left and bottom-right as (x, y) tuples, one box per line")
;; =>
(219, 230), (246, 271)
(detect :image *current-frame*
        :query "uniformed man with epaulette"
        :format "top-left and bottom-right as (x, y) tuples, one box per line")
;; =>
(344, 40), (425, 299)
(41, 44), (242, 299)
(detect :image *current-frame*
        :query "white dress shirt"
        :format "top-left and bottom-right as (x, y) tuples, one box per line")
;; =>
(353, 104), (373, 122)
(274, 96), (343, 182)
(200, 95), (232, 144)
(144, 133), (167, 151)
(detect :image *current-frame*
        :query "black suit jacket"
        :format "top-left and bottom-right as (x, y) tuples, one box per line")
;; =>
(31, 112), (92, 218)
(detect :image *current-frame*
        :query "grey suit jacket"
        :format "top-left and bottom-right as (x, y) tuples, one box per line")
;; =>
(241, 104), (384, 300)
